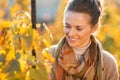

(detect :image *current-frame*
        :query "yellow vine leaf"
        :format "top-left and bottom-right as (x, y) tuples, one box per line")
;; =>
(42, 23), (53, 40)
(6, 48), (15, 61)
(42, 49), (55, 63)
(43, 23), (50, 32)
(43, 39), (51, 48)
(19, 26), (26, 34)
(0, 36), (5, 47)
(26, 71), (30, 80)
(0, 49), (6, 54)
(0, 69), (8, 80)
(36, 23), (41, 28)
(0, 73), (8, 80)
(19, 58), (27, 73)
(0, 21), (11, 31)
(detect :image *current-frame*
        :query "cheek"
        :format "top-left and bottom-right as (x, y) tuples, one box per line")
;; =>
(79, 30), (92, 38)
(77, 31), (88, 38)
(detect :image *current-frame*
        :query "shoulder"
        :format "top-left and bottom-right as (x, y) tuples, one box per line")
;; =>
(96, 38), (119, 79)
(102, 50), (119, 80)
(102, 50), (117, 67)
(96, 38), (117, 68)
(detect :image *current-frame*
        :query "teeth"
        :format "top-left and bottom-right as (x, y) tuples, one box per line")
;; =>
(70, 38), (78, 40)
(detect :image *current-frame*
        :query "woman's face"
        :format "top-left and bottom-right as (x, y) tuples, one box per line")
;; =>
(63, 11), (97, 48)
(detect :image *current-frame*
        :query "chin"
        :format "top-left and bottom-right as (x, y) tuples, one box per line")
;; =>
(68, 43), (77, 48)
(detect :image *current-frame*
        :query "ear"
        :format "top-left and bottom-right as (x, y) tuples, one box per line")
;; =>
(92, 23), (98, 33)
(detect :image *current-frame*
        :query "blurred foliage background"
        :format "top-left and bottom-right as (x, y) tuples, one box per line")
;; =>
(0, 0), (120, 79)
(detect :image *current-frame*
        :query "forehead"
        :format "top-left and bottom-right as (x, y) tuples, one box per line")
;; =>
(64, 11), (91, 25)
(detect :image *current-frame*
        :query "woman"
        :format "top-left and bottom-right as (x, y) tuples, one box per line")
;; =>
(48, 0), (119, 80)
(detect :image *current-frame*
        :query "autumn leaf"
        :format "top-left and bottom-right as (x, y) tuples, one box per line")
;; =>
(43, 39), (51, 48)
(42, 49), (55, 63)
(6, 48), (15, 61)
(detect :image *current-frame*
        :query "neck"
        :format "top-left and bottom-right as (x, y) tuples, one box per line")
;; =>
(75, 40), (91, 50)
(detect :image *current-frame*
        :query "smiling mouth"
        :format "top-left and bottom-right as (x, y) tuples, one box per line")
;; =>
(68, 37), (79, 42)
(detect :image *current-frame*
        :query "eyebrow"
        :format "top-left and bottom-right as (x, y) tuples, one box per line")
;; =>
(65, 22), (82, 28)
(65, 23), (70, 26)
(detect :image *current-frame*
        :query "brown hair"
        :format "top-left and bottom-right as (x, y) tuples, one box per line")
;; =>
(65, 0), (103, 26)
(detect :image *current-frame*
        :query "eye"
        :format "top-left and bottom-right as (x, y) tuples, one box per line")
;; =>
(76, 27), (82, 31)
(64, 25), (71, 29)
